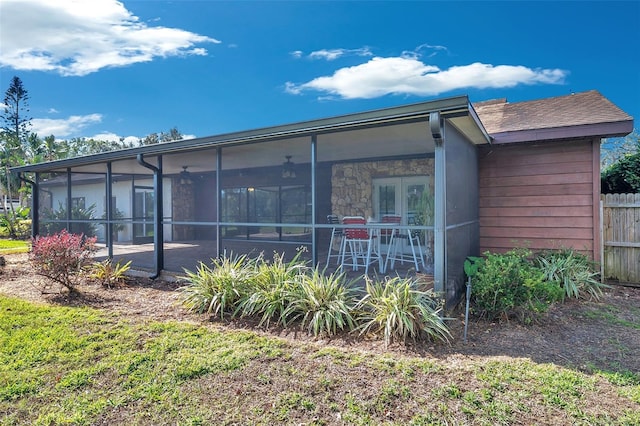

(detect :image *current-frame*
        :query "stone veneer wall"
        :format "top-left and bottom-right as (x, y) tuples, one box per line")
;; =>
(330, 158), (434, 219)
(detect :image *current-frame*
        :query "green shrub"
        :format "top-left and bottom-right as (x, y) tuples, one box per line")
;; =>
(519, 268), (565, 321)
(30, 230), (97, 292)
(285, 268), (357, 337)
(41, 202), (97, 237)
(535, 249), (608, 300)
(356, 276), (451, 348)
(180, 254), (255, 318)
(236, 252), (308, 328)
(88, 259), (132, 288)
(0, 207), (31, 239)
(471, 249), (563, 323)
(601, 152), (640, 193)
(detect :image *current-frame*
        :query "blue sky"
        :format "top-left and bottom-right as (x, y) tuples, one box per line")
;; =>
(0, 0), (638, 144)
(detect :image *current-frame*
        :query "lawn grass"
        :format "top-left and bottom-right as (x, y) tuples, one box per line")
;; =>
(0, 239), (30, 254)
(0, 295), (638, 425)
(581, 304), (640, 330)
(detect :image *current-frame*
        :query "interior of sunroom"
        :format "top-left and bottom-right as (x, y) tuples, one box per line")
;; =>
(25, 99), (487, 305)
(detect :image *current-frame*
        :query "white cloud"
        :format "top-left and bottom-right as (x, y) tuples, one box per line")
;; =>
(89, 132), (138, 144)
(305, 47), (373, 61)
(122, 135), (141, 145)
(412, 43), (449, 58)
(32, 116), (197, 142)
(47, 108), (60, 114)
(31, 114), (103, 137)
(89, 132), (195, 144)
(285, 57), (567, 99)
(0, 0), (220, 76)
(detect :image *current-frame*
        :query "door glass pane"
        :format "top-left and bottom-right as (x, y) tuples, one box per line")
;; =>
(406, 183), (426, 226)
(404, 179), (432, 267)
(144, 191), (154, 236)
(134, 187), (154, 239)
(249, 187), (277, 237)
(281, 185), (310, 236)
(220, 185), (310, 240)
(377, 184), (396, 217)
(221, 188), (246, 238)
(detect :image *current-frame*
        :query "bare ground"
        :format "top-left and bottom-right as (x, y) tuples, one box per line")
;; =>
(1, 252), (638, 375)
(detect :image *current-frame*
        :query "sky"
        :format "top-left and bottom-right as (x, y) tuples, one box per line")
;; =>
(0, 0), (638, 145)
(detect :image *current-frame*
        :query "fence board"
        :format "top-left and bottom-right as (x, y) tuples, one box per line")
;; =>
(602, 193), (640, 284)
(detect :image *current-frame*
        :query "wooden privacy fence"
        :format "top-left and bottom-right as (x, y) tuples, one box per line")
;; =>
(601, 193), (640, 284)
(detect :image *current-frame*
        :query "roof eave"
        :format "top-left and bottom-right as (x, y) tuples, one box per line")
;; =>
(12, 95), (472, 174)
(468, 102), (492, 144)
(489, 120), (634, 144)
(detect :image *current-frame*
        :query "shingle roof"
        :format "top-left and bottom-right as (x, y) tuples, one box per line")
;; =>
(473, 90), (633, 138)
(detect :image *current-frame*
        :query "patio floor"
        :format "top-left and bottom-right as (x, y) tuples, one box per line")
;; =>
(95, 240), (433, 284)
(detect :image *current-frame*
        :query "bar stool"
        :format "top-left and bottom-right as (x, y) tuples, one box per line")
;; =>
(384, 216), (426, 272)
(340, 216), (380, 275)
(326, 214), (344, 266)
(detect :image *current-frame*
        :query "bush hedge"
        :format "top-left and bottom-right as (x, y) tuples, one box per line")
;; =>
(180, 252), (449, 346)
(468, 248), (606, 324)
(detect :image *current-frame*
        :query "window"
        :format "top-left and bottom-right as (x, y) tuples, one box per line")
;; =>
(71, 197), (85, 209)
(221, 185), (310, 240)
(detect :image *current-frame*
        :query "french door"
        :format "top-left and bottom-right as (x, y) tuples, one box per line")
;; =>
(372, 176), (433, 255)
(133, 186), (154, 244)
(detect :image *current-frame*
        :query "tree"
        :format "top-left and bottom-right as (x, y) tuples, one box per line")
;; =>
(601, 152), (640, 194)
(0, 132), (21, 196)
(601, 130), (639, 170)
(1, 76), (31, 146)
(1, 76), (32, 225)
(161, 127), (183, 143)
(55, 137), (135, 158)
(140, 127), (183, 145)
(601, 130), (640, 194)
(42, 135), (66, 161)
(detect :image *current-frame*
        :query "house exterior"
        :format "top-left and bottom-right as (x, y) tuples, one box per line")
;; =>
(475, 90), (633, 261)
(12, 90), (633, 306)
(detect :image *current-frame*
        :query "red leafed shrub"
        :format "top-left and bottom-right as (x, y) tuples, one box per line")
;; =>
(30, 230), (97, 292)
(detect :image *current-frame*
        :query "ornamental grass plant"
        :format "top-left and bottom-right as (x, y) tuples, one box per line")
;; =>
(180, 253), (255, 319)
(88, 259), (132, 288)
(180, 251), (452, 347)
(285, 268), (358, 337)
(235, 251), (308, 328)
(535, 249), (608, 300)
(356, 276), (451, 348)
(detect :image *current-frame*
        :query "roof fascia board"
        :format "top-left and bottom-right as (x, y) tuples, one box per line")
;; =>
(467, 102), (492, 144)
(489, 120), (634, 144)
(12, 95), (471, 174)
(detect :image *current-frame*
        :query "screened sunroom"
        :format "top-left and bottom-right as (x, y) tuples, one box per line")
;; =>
(13, 96), (490, 305)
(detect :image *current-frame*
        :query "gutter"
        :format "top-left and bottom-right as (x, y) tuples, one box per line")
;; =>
(136, 154), (164, 280)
